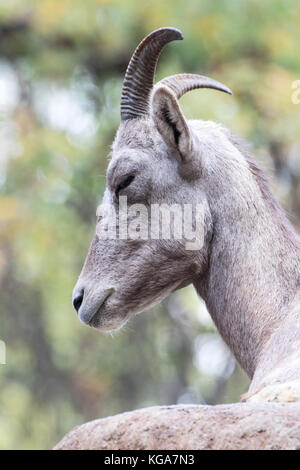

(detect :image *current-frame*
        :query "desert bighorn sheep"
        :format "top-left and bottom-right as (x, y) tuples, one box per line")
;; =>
(72, 28), (300, 402)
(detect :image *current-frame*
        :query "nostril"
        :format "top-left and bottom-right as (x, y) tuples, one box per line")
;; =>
(73, 289), (84, 313)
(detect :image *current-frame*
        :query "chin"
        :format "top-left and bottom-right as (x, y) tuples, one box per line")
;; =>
(88, 298), (159, 332)
(89, 312), (129, 333)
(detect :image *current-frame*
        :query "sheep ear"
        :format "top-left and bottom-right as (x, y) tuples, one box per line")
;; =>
(151, 85), (192, 161)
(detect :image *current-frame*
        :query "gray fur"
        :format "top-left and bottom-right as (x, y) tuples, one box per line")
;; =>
(73, 79), (300, 399)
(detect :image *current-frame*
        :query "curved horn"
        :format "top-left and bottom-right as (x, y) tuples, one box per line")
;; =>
(155, 73), (232, 99)
(120, 27), (183, 121)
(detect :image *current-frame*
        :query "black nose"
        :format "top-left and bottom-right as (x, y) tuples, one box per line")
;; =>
(73, 289), (84, 312)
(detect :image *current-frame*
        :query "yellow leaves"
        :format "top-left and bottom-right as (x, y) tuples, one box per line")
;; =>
(138, 3), (170, 33)
(94, 0), (116, 4)
(264, 26), (296, 59)
(0, 249), (6, 281)
(219, 58), (300, 140)
(224, 59), (258, 92)
(0, 196), (19, 222)
(0, 197), (18, 277)
(32, 0), (72, 32)
(191, 16), (221, 40)
(32, 0), (116, 36)
(0, 197), (20, 240)
(226, 60), (296, 121)
(256, 65), (298, 116)
(21, 127), (81, 166)
(0, 0), (31, 22)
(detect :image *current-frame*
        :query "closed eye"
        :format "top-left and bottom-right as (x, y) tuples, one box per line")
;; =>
(115, 175), (135, 197)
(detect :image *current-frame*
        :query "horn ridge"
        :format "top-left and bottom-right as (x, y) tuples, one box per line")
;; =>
(120, 27), (183, 121)
(156, 73), (232, 99)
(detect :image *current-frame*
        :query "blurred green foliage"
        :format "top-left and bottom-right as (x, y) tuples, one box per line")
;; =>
(0, 0), (299, 449)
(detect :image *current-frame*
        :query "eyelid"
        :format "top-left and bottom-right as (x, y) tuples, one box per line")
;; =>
(115, 174), (135, 197)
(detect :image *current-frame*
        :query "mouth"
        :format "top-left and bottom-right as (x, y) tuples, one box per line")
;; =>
(87, 290), (114, 328)
(77, 289), (114, 328)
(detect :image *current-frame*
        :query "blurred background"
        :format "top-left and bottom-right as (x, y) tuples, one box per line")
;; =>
(0, 0), (299, 449)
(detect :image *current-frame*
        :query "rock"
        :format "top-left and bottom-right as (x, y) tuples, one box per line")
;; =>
(54, 402), (300, 450)
(243, 380), (300, 403)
